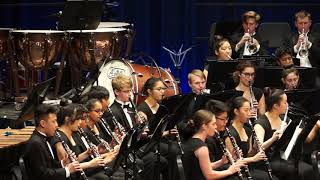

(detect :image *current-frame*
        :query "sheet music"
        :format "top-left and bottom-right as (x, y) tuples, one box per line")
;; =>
(280, 120), (303, 160)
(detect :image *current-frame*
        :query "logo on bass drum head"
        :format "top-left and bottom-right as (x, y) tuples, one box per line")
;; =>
(107, 67), (126, 79)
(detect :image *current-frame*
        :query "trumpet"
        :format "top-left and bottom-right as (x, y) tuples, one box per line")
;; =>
(246, 29), (258, 55)
(298, 28), (309, 58)
(55, 131), (88, 180)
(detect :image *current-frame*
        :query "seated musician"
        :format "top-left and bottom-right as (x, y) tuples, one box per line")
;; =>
(182, 109), (245, 180)
(204, 100), (230, 162)
(105, 74), (164, 180)
(177, 69), (207, 141)
(281, 67), (301, 90)
(54, 103), (112, 179)
(254, 89), (314, 180)
(233, 60), (266, 116)
(230, 11), (268, 58)
(137, 77), (179, 180)
(204, 38), (233, 78)
(274, 47), (295, 68)
(226, 96), (272, 180)
(23, 104), (82, 180)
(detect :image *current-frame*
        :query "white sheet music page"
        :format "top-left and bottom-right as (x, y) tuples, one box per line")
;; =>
(280, 120), (303, 160)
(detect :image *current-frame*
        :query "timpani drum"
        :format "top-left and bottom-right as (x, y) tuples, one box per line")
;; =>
(97, 59), (180, 104)
(68, 28), (130, 70)
(10, 30), (64, 70)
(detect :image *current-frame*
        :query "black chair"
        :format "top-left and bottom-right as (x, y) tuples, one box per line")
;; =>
(311, 22), (320, 34)
(258, 22), (291, 48)
(208, 21), (241, 56)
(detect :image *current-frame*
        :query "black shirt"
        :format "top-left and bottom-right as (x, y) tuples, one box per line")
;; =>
(228, 125), (252, 158)
(183, 138), (207, 180)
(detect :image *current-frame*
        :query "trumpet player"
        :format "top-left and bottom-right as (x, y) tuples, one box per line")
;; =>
(283, 10), (319, 68)
(231, 10), (267, 58)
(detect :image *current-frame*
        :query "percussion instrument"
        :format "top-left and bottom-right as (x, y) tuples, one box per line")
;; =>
(11, 30), (64, 70)
(0, 126), (34, 148)
(68, 28), (131, 70)
(0, 28), (11, 60)
(97, 59), (180, 104)
(98, 22), (131, 29)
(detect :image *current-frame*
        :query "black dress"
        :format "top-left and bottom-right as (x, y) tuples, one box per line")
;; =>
(52, 129), (110, 180)
(137, 101), (157, 134)
(183, 138), (207, 180)
(256, 115), (314, 180)
(228, 125), (270, 180)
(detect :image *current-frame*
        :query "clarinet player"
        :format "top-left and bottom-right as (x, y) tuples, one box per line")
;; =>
(226, 96), (274, 180)
(254, 89), (314, 180)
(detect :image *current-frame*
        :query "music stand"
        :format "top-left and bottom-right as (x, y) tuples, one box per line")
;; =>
(197, 90), (243, 106)
(108, 128), (140, 179)
(58, 0), (104, 30)
(285, 89), (320, 116)
(14, 77), (55, 126)
(255, 66), (317, 89)
(206, 59), (261, 91)
(271, 114), (319, 161)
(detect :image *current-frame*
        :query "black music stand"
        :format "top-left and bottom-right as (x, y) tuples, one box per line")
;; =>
(107, 128), (142, 180)
(255, 66), (317, 89)
(285, 89), (320, 116)
(206, 59), (259, 91)
(15, 77), (55, 126)
(271, 114), (319, 162)
(58, 0), (104, 30)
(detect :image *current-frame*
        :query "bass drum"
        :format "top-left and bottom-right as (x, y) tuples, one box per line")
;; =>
(97, 59), (180, 104)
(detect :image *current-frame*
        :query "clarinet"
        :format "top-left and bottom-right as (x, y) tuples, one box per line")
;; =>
(248, 81), (273, 180)
(107, 107), (126, 135)
(100, 118), (122, 145)
(55, 131), (88, 180)
(249, 81), (258, 119)
(225, 128), (253, 180)
(89, 127), (113, 152)
(174, 125), (184, 155)
(78, 128), (101, 158)
(214, 131), (244, 180)
(247, 120), (274, 180)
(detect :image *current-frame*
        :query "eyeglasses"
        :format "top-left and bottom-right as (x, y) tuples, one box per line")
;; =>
(216, 116), (229, 121)
(241, 72), (255, 78)
(152, 87), (167, 91)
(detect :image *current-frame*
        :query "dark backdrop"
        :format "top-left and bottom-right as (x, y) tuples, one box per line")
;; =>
(1, 0), (320, 92)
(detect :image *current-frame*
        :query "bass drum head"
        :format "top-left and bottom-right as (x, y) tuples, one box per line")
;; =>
(97, 60), (133, 104)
